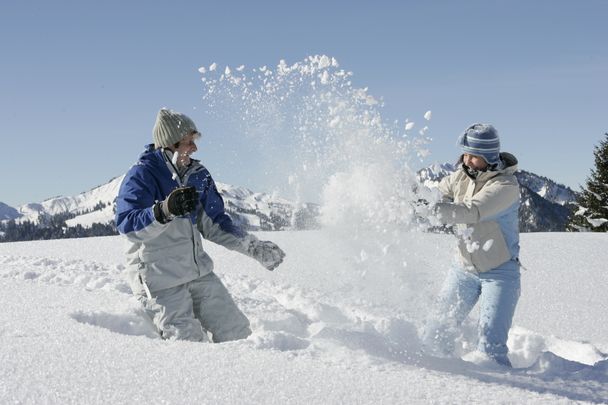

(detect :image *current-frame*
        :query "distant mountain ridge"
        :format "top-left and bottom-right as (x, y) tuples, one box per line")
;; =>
(0, 202), (20, 221)
(1, 164), (577, 238)
(1, 175), (319, 238)
(417, 163), (578, 232)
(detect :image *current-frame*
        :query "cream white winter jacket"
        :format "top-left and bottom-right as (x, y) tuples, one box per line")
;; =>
(435, 153), (520, 272)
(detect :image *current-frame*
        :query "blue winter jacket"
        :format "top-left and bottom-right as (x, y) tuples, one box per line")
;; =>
(115, 145), (254, 294)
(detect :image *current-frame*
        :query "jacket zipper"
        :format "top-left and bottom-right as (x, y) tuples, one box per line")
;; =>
(164, 152), (202, 268)
(183, 166), (201, 267)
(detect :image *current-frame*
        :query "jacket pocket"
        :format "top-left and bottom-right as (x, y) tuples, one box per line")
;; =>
(139, 243), (199, 292)
(469, 221), (511, 272)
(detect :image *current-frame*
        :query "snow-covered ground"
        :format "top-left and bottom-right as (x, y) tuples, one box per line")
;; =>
(1, 231), (607, 404)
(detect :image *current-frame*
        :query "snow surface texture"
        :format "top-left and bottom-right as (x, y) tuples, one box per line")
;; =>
(1, 232), (607, 404)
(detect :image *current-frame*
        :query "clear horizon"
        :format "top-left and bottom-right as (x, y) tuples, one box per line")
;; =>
(1, 0), (607, 207)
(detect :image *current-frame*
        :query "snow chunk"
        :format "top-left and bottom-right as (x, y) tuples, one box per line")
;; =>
(587, 217), (608, 227)
(318, 55), (331, 69)
(405, 122), (415, 131)
(209, 62), (217, 71)
(320, 71), (330, 85)
(574, 206), (587, 216)
(482, 239), (494, 251)
(424, 110), (432, 120)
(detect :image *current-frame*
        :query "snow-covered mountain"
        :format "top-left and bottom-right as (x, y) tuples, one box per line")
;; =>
(14, 176), (123, 228)
(1, 175), (318, 233)
(1, 164), (576, 236)
(516, 170), (578, 206)
(418, 163), (578, 232)
(0, 202), (20, 221)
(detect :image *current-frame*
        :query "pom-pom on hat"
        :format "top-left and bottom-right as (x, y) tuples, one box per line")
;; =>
(458, 123), (500, 165)
(153, 108), (199, 148)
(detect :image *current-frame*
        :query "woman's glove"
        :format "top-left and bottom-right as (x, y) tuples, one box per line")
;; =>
(154, 186), (198, 223)
(247, 239), (286, 271)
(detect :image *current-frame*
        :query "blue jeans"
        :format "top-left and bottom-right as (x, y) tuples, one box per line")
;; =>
(422, 261), (520, 366)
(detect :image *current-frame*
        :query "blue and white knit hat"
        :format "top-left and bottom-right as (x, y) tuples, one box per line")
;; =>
(458, 123), (500, 165)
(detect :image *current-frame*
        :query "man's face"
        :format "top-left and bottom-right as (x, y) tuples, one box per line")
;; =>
(171, 132), (199, 167)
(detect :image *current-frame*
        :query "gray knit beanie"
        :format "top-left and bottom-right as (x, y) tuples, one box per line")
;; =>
(153, 108), (199, 148)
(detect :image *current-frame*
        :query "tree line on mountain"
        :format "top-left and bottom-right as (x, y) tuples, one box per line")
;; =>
(0, 199), (320, 243)
(0, 202), (118, 242)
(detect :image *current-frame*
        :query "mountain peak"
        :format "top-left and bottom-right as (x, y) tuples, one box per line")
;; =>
(0, 202), (20, 221)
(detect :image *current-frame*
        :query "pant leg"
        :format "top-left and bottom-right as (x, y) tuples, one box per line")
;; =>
(422, 267), (481, 356)
(477, 262), (521, 366)
(143, 283), (208, 342)
(189, 272), (252, 343)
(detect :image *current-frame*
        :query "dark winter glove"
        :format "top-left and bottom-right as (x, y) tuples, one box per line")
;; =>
(411, 198), (433, 218)
(247, 239), (286, 271)
(153, 186), (198, 224)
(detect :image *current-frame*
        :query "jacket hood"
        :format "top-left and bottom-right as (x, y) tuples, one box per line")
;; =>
(138, 144), (163, 165)
(459, 151), (518, 183)
(499, 152), (518, 175)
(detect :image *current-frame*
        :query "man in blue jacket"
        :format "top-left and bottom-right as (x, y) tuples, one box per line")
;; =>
(116, 108), (285, 342)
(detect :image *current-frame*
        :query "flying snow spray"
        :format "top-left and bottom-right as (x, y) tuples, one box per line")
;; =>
(198, 56), (442, 313)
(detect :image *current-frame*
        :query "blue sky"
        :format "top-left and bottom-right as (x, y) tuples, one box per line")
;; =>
(1, 0), (606, 207)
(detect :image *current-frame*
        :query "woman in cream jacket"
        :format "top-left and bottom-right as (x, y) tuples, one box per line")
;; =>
(422, 123), (521, 367)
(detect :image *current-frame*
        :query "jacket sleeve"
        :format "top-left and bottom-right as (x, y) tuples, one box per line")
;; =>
(435, 177), (519, 224)
(196, 176), (256, 255)
(438, 172), (456, 201)
(115, 167), (167, 242)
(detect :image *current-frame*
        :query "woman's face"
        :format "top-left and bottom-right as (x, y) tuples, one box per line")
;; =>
(463, 153), (488, 171)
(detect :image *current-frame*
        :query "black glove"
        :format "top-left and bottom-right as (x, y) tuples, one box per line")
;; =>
(153, 186), (198, 223)
(411, 198), (432, 217)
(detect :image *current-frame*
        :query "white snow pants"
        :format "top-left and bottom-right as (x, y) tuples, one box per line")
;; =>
(141, 272), (252, 343)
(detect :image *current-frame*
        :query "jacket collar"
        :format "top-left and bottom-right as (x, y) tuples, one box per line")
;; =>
(138, 144), (204, 186)
(460, 152), (518, 182)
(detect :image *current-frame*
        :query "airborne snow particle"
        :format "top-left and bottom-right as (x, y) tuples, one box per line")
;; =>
(482, 239), (494, 251)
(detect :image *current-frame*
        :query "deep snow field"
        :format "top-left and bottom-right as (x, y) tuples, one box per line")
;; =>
(1, 230), (607, 404)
